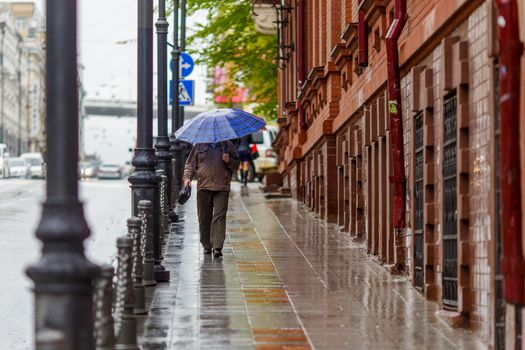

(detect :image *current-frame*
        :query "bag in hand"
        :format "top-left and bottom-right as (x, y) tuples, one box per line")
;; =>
(178, 185), (192, 205)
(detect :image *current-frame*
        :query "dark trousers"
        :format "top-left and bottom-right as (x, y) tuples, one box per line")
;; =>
(197, 190), (230, 250)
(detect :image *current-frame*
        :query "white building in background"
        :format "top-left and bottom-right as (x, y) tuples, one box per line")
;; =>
(0, 2), (45, 156)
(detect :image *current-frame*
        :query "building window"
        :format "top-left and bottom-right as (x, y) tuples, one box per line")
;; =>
(16, 17), (25, 31)
(442, 92), (458, 310)
(414, 112), (424, 291)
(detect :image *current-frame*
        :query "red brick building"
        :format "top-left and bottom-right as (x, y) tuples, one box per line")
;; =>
(271, 0), (525, 347)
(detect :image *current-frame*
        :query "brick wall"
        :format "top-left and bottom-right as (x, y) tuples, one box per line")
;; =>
(273, 0), (511, 345)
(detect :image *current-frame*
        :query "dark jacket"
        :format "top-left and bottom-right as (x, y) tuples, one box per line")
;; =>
(183, 141), (240, 191)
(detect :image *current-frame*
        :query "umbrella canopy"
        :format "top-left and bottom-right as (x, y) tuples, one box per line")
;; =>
(174, 108), (266, 144)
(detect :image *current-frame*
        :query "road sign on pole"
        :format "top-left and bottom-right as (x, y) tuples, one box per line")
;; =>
(170, 80), (194, 106)
(180, 52), (194, 77)
(170, 52), (194, 78)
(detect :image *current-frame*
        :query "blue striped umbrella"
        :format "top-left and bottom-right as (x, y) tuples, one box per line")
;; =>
(174, 108), (266, 144)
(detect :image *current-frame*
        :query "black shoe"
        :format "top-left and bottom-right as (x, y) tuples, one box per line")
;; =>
(213, 248), (222, 258)
(203, 248), (212, 254)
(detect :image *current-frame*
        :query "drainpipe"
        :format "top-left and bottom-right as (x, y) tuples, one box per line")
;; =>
(358, 1), (368, 67)
(385, 0), (407, 230)
(297, 0), (306, 129)
(495, 0), (524, 305)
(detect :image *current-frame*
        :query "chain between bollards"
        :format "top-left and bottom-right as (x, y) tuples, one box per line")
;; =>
(139, 200), (156, 287)
(161, 172), (169, 237)
(157, 169), (169, 240)
(156, 169), (166, 250)
(94, 265), (115, 350)
(114, 236), (138, 350)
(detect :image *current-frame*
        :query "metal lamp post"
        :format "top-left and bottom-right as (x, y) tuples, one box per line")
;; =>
(128, 0), (169, 282)
(26, 0), (101, 348)
(169, 0), (181, 221)
(177, 0), (188, 188)
(155, 0), (172, 210)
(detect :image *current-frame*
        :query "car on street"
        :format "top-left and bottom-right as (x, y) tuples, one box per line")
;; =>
(79, 161), (99, 178)
(251, 126), (278, 181)
(7, 157), (31, 178)
(97, 163), (123, 179)
(20, 153), (44, 178)
(0, 143), (10, 178)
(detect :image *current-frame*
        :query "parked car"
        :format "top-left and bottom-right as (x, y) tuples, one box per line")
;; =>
(20, 153), (44, 178)
(7, 157), (31, 178)
(251, 126), (278, 181)
(0, 143), (10, 178)
(79, 161), (99, 178)
(97, 163), (123, 179)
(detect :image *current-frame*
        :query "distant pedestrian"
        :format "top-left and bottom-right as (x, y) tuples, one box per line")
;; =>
(236, 134), (253, 186)
(183, 141), (240, 258)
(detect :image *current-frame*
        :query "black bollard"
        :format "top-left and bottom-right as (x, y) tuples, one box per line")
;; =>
(139, 200), (156, 287)
(128, 217), (147, 315)
(114, 236), (138, 350)
(94, 265), (115, 350)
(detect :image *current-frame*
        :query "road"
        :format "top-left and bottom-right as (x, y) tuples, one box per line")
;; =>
(0, 178), (130, 349)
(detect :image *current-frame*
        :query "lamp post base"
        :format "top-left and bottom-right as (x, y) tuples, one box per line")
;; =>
(154, 265), (170, 282)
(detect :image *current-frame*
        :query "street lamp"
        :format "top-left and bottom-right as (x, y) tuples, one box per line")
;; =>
(128, 0), (169, 282)
(169, 0), (181, 221)
(26, 0), (101, 348)
(178, 0), (188, 190)
(155, 0), (172, 208)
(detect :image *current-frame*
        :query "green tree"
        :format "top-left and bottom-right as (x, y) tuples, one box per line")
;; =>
(185, 0), (278, 120)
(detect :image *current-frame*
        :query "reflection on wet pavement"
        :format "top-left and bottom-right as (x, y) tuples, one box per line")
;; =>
(140, 184), (487, 349)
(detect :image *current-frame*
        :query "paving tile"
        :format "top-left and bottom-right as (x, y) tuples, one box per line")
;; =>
(139, 185), (487, 349)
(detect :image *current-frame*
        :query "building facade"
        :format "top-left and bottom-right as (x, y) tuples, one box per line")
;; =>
(0, 2), (45, 156)
(272, 0), (525, 347)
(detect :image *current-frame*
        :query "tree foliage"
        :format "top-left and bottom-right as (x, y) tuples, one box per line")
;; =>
(185, 0), (278, 120)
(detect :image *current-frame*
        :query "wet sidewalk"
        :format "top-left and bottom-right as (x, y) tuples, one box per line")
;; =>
(139, 184), (486, 349)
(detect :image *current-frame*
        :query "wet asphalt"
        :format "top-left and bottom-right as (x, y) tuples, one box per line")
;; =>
(0, 178), (130, 350)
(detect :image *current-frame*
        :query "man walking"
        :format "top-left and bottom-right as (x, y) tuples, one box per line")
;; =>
(183, 141), (240, 258)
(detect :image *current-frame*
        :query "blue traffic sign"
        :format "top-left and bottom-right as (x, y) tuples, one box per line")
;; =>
(170, 52), (194, 78)
(170, 80), (195, 106)
(180, 52), (194, 78)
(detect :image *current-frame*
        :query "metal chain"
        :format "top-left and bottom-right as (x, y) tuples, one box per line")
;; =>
(130, 221), (141, 282)
(139, 211), (147, 265)
(113, 239), (131, 337)
(161, 174), (169, 235)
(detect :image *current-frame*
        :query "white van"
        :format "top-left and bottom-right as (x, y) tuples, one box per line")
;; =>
(251, 126), (278, 181)
(20, 153), (44, 178)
